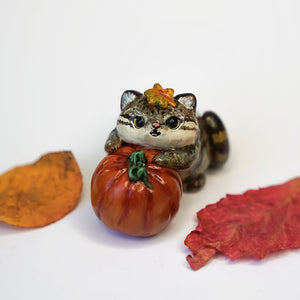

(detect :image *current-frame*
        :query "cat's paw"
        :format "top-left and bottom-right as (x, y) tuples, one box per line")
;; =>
(105, 138), (122, 153)
(105, 129), (122, 153)
(154, 151), (184, 169)
(154, 150), (195, 169)
(153, 152), (168, 167)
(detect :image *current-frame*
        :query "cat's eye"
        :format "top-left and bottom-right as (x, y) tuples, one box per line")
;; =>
(166, 116), (182, 129)
(132, 116), (145, 129)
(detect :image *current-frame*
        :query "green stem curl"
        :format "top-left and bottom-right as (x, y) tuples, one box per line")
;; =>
(128, 150), (153, 189)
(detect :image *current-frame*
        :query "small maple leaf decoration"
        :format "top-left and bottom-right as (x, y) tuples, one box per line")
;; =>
(144, 83), (176, 108)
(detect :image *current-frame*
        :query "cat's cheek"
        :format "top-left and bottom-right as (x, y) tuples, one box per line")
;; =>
(117, 124), (145, 146)
(160, 130), (197, 148)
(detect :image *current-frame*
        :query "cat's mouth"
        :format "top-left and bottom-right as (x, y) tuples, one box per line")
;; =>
(150, 129), (161, 137)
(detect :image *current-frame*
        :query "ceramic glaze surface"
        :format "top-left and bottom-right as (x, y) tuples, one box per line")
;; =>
(91, 145), (182, 236)
(105, 84), (229, 192)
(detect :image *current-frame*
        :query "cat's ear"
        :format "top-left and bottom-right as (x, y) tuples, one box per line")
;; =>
(120, 90), (142, 110)
(174, 93), (197, 112)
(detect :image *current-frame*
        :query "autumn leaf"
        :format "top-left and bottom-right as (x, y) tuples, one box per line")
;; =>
(144, 83), (176, 108)
(0, 151), (83, 227)
(185, 177), (300, 270)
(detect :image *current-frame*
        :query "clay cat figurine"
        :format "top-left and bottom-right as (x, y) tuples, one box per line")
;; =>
(105, 84), (229, 192)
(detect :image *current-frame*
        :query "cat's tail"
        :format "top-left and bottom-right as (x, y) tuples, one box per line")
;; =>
(200, 111), (229, 169)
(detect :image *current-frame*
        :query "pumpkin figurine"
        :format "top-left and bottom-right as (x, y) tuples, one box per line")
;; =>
(91, 84), (229, 236)
(91, 145), (182, 236)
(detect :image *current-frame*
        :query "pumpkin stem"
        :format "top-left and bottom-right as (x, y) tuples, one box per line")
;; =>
(128, 150), (153, 189)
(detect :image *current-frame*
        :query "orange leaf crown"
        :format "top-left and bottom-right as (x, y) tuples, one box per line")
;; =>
(144, 83), (176, 108)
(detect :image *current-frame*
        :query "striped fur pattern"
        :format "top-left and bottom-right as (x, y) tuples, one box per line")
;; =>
(116, 94), (199, 150)
(105, 89), (229, 192)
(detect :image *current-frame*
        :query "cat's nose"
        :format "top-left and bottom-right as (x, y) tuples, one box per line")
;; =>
(152, 122), (160, 129)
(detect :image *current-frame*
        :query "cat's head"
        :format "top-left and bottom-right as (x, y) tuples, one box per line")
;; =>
(116, 86), (199, 150)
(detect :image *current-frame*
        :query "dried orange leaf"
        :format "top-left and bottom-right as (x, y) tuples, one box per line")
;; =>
(0, 151), (82, 227)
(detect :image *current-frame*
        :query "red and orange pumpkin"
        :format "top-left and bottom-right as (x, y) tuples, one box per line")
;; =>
(91, 145), (182, 237)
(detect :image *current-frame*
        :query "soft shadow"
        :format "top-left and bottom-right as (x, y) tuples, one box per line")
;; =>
(0, 221), (35, 236)
(224, 248), (300, 267)
(68, 201), (173, 249)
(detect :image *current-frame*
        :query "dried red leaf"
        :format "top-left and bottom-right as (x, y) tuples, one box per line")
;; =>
(185, 177), (300, 270)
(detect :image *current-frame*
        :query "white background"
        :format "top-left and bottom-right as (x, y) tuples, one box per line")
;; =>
(1, 0), (300, 299)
